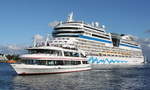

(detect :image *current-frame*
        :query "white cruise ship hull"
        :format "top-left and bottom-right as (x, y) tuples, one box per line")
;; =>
(91, 64), (144, 69)
(11, 64), (91, 75)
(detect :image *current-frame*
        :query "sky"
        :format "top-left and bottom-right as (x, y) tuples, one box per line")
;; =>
(0, 0), (150, 46)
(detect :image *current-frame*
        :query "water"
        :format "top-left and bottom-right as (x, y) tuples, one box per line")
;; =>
(0, 63), (150, 90)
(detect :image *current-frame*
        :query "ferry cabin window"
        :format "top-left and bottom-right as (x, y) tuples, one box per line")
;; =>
(64, 51), (80, 57)
(36, 60), (47, 65)
(22, 60), (82, 65)
(28, 49), (62, 56)
(22, 60), (37, 65)
(47, 61), (55, 65)
(64, 61), (81, 65)
(81, 53), (86, 57)
(82, 61), (88, 64)
(55, 61), (64, 65)
(63, 61), (71, 65)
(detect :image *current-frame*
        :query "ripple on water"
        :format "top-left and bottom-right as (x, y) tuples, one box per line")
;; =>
(1, 63), (150, 90)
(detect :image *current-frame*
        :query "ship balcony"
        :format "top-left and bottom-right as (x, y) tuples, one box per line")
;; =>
(53, 33), (83, 37)
(54, 23), (83, 30)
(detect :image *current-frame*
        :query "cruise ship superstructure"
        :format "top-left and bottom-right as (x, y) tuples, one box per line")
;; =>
(48, 12), (144, 65)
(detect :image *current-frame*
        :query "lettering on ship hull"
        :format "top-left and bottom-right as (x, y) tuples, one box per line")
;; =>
(87, 57), (128, 64)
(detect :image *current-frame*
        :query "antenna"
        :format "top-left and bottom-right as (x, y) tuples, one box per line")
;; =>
(95, 22), (99, 27)
(67, 12), (74, 22)
(91, 22), (94, 26)
(102, 25), (105, 29)
(33, 37), (37, 47)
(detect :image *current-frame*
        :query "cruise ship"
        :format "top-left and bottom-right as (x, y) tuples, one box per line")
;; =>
(47, 12), (144, 66)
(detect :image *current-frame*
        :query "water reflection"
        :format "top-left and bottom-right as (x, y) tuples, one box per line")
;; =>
(1, 63), (150, 90)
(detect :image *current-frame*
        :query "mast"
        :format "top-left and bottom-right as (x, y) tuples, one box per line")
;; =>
(45, 34), (50, 46)
(33, 37), (37, 47)
(67, 12), (74, 22)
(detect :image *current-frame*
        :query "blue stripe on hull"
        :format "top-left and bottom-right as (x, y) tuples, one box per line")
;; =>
(79, 35), (140, 49)
(79, 35), (112, 43)
(120, 43), (140, 49)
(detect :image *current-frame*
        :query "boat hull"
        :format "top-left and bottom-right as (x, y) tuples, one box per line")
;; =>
(11, 64), (91, 75)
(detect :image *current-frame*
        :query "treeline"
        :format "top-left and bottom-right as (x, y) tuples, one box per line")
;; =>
(6, 54), (21, 61)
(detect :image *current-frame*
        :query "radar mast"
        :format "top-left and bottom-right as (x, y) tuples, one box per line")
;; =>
(67, 12), (74, 22)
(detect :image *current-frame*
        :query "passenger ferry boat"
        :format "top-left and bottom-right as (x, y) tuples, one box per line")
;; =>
(11, 46), (91, 75)
(48, 12), (144, 66)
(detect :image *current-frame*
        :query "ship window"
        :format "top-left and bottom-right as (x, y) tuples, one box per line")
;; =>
(73, 53), (80, 57)
(53, 31), (84, 34)
(92, 34), (110, 40)
(81, 53), (86, 57)
(63, 61), (81, 65)
(28, 49), (62, 56)
(22, 60), (30, 64)
(54, 27), (81, 30)
(111, 38), (120, 47)
(82, 61), (88, 64)
(84, 26), (104, 32)
(74, 61), (81, 65)
(47, 61), (55, 65)
(71, 61), (76, 65)
(103, 54), (106, 56)
(55, 61), (64, 65)
(64, 61), (71, 65)
(64, 51), (80, 57)
(121, 41), (138, 46)
(64, 51), (71, 56)
(54, 35), (79, 37)
(22, 60), (83, 66)
(36, 60), (46, 65)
